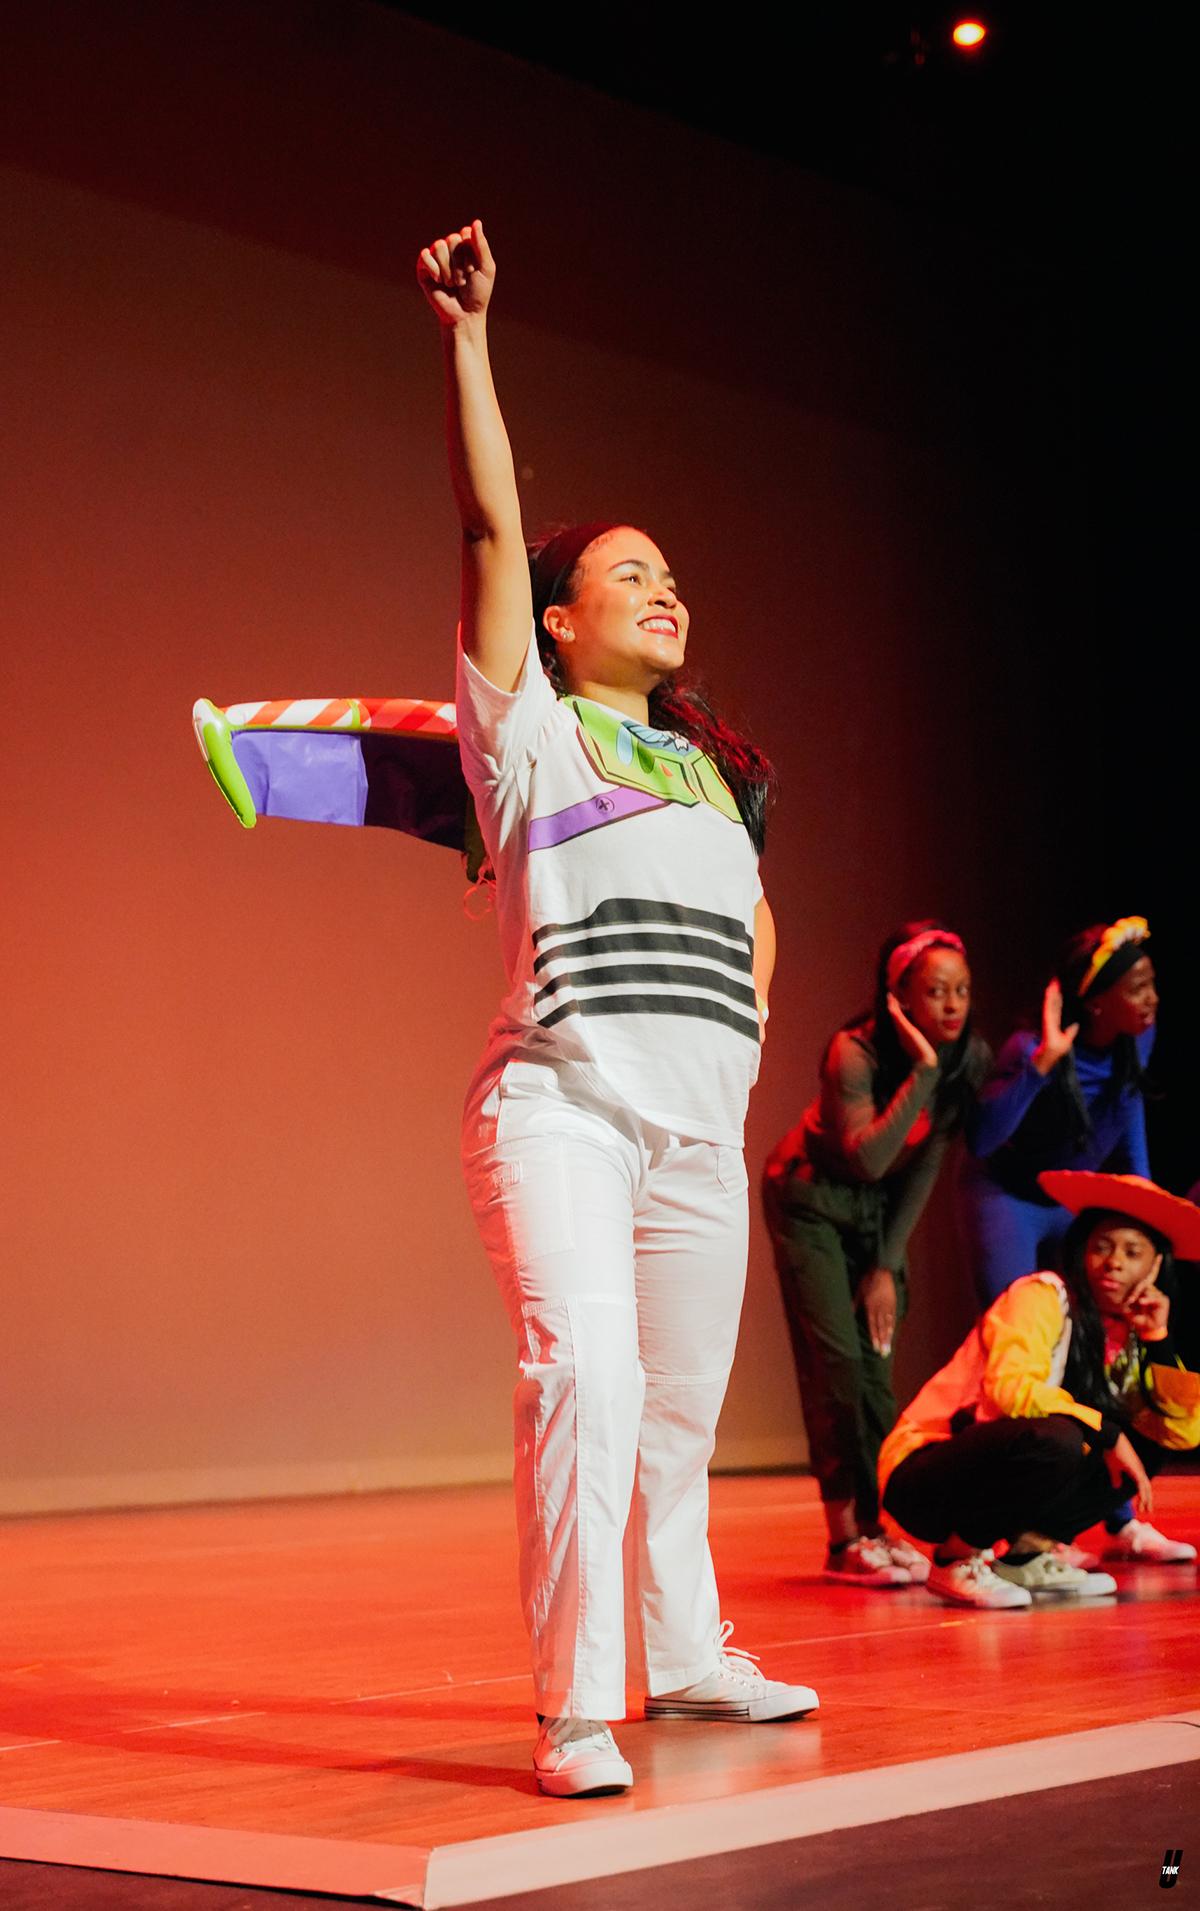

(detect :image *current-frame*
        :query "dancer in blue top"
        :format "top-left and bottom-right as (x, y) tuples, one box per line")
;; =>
(958, 917), (1191, 1563)
(960, 918), (1156, 1298)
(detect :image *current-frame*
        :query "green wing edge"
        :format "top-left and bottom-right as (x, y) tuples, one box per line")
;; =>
(192, 698), (257, 829)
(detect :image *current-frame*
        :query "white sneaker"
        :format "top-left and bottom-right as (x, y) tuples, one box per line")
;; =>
(644, 1621), (819, 1722)
(823, 1535), (911, 1586)
(1053, 1539), (1102, 1572)
(992, 1552), (1117, 1598)
(1103, 1519), (1198, 1564)
(880, 1535), (931, 1583)
(533, 1717), (632, 1797)
(926, 1551), (1031, 1609)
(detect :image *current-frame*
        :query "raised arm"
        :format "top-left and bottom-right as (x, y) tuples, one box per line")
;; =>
(965, 984), (1078, 1158)
(417, 219), (532, 691)
(819, 1020), (939, 1184)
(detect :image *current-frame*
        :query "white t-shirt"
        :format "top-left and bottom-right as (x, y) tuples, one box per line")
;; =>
(456, 628), (763, 1145)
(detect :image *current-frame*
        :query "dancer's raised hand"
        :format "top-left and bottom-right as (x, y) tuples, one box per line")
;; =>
(1032, 979), (1079, 1076)
(1124, 1277), (1170, 1344)
(417, 219), (496, 327)
(886, 992), (938, 1070)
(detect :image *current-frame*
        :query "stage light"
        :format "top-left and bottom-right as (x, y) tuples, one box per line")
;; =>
(952, 20), (987, 48)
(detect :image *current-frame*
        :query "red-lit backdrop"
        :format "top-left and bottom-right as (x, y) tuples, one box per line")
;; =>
(1, 0), (1111, 1513)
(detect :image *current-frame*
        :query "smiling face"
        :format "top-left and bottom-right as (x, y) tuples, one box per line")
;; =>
(898, 947), (972, 1049)
(1082, 1215), (1162, 1319)
(542, 527), (689, 699)
(1085, 954), (1159, 1046)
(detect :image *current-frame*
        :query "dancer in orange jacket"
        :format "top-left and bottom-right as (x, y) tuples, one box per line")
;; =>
(881, 1172), (1200, 1607)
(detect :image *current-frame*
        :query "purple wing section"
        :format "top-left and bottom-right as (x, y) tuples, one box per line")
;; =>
(231, 730), (469, 851)
(233, 730), (367, 825)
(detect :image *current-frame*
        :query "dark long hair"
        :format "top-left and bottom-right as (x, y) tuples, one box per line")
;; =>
(1061, 1208), (1175, 1416)
(833, 918), (984, 1130)
(1046, 924), (1150, 1146)
(528, 523), (776, 854)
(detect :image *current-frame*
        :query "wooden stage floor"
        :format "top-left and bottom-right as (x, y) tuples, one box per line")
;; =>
(2, 1473), (1198, 1904)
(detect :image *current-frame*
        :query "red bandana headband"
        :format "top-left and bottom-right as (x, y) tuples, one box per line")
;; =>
(885, 930), (966, 994)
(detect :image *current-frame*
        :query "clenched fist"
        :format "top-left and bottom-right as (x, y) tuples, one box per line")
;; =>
(417, 218), (496, 327)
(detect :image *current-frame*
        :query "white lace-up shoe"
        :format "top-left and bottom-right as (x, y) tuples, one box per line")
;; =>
(1103, 1519), (1198, 1564)
(926, 1551), (1032, 1609)
(881, 1535), (931, 1583)
(533, 1717), (632, 1797)
(992, 1552), (1117, 1598)
(1053, 1539), (1102, 1572)
(644, 1621), (819, 1721)
(823, 1535), (912, 1586)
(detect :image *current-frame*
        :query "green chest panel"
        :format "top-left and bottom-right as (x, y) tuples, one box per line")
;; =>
(568, 697), (742, 825)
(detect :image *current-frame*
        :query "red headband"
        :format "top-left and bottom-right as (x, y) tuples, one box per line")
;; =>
(886, 930), (966, 994)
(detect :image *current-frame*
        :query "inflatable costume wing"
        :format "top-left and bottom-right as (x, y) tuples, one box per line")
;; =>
(192, 695), (487, 876)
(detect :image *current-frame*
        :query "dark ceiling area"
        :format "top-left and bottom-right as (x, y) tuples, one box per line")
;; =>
(382, 4), (1183, 251)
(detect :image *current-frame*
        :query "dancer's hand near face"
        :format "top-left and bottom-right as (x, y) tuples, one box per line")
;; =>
(855, 1266), (897, 1357)
(1032, 979), (1080, 1076)
(1124, 1278), (1170, 1343)
(886, 992), (938, 1071)
(417, 219), (496, 328)
(1105, 1431), (1153, 1515)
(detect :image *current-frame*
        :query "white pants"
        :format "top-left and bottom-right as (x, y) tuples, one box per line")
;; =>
(462, 1058), (749, 1719)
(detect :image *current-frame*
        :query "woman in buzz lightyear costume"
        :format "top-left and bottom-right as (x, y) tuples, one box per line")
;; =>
(418, 218), (818, 1800)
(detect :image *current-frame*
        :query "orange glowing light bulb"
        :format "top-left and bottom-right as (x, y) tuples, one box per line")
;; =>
(952, 20), (987, 48)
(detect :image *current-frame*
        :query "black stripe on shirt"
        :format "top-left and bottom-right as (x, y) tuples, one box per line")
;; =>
(538, 992), (761, 1043)
(532, 896), (752, 949)
(535, 961), (759, 1012)
(533, 929), (754, 977)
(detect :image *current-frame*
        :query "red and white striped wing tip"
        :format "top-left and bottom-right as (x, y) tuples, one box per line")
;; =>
(218, 698), (458, 736)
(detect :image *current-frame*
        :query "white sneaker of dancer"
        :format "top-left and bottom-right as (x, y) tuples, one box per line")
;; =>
(1053, 1539), (1103, 1572)
(533, 1717), (633, 1798)
(926, 1551), (1031, 1609)
(823, 1535), (912, 1586)
(880, 1535), (931, 1583)
(644, 1621), (819, 1722)
(1103, 1518), (1198, 1564)
(992, 1552), (1117, 1598)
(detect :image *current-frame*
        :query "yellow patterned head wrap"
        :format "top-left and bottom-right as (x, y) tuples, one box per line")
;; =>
(1076, 916), (1151, 1000)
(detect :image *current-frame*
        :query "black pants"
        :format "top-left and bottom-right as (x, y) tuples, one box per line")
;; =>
(764, 1169), (905, 1529)
(882, 1415), (1163, 1551)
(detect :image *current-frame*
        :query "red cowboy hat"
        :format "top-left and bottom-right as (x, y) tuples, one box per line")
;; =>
(1039, 1171), (1200, 1260)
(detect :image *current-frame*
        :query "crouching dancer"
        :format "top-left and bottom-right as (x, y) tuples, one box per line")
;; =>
(878, 1172), (1200, 1607)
